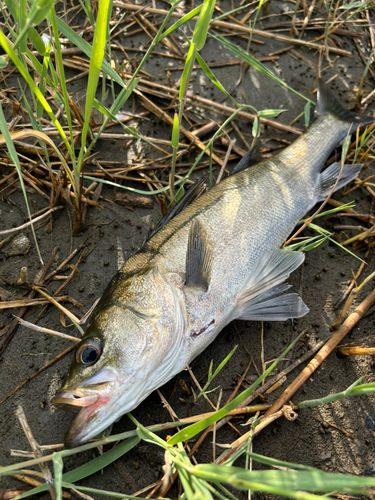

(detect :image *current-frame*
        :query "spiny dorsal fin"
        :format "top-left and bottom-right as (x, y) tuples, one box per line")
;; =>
(185, 219), (212, 292)
(144, 177), (207, 244)
(316, 79), (374, 132)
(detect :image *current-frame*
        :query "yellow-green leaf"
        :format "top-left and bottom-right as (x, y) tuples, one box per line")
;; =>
(192, 0), (216, 51)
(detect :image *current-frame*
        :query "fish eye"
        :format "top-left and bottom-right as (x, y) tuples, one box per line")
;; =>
(76, 338), (102, 365)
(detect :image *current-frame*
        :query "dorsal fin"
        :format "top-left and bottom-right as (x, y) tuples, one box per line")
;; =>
(144, 177), (207, 245)
(316, 79), (374, 132)
(185, 219), (212, 292)
(232, 143), (260, 175)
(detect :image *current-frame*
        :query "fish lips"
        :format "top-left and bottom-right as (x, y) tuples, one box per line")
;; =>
(51, 368), (120, 448)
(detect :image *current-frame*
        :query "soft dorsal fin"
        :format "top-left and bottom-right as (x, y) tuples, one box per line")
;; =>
(316, 79), (374, 132)
(232, 143), (260, 175)
(234, 248), (308, 321)
(185, 219), (212, 292)
(316, 162), (363, 201)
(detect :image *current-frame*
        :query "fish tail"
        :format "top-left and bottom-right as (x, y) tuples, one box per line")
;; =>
(316, 79), (375, 135)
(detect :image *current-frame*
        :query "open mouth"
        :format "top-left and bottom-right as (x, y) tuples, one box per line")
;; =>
(52, 387), (102, 413)
(51, 371), (120, 448)
(52, 381), (116, 415)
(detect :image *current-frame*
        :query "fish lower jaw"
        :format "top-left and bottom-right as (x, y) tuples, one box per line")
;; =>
(63, 396), (113, 448)
(52, 380), (120, 448)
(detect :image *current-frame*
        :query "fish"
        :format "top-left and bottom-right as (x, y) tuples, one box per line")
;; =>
(52, 80), (374, 448)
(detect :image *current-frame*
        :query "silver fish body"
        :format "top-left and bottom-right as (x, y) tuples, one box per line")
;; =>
(53, 81), (374, 448)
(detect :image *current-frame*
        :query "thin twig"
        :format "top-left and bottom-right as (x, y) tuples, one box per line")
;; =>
(15, 317), (80, 342)
(15, 407), (56, 500)
(0, 344), (76, 406)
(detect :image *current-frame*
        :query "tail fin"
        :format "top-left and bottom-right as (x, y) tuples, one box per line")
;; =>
(316, 79), (375, 133)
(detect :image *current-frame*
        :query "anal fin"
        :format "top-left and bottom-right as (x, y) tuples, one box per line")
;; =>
(185, 219), (212, 292)
(316, 162), (363, 201)
(236, 283), (309, 321)
(235, 248), (308, 321)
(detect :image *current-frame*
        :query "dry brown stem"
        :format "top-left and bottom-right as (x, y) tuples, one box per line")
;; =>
(338, 346), (375, 357)
(0, 296), (69, 310)
(0, 206), (64, 236)
(0, 247), (58, 356)
(261, 287), (375, 422)
(15, 406), (56, 500)
(112, 3), (352, 56)
(134, 89), (225, 166)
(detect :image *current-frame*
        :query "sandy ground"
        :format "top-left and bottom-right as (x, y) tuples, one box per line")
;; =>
(1, 1), (375, 498)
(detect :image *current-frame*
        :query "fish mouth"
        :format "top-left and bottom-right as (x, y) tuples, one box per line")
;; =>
(51, 369), (119, 448)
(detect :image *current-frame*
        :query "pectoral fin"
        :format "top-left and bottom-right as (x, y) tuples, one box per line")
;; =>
(235, 248), (308, 321)
(185, 219), (212, 292)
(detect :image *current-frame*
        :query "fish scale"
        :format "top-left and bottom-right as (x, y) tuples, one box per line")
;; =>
(52, 80), (375, 448)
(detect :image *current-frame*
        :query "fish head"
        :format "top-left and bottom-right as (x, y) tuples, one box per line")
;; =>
(52, 266), (187, 448)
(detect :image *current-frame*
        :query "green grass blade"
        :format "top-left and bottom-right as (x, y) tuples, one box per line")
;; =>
(247, 452), (318, 471)
(0, 55), (7, 68)
(198, 345), (237, 398)
(77, 0), (112, 174)
(128, 415), (169, 449)
(84, 0), (94, 25)
(214, 3), (254, 21)
(168, 333), (302, 445)
(12, 437), (140, 499)
(309, 223), (364, 262)
(211, 33), (314, 104)
(179, 43), (197, 101)
(53, 453), (63, 500)
(28, 26), (46, 53)
(36, 42), (50, 118)
(196, 52), (239, 106)
(258, 109), (286, 118)
(28, 0), (56, 26)
(18, 0), (27, 53)
(0, 29), (71, 154)
(192, 0), (216, 50)
(158, 4), (202, 41)
(62, 483), (167, 500)
(3, 0), (17, 17)
(55, 16), (124, 88)
(297, 378), (374, 409)
(13, 0), (56, 51)
(0, 101), (43, 264)
(62, 436), (140, 484)
(92, 77), (140, 121)
(193, 465), (375, 495)
(252, 115), (260, 137)
(181, 107), (244, 190)
(25, 46), (43, 74)
(172, 112), (180, 148)
(210, 345), (237, 379)
(49, 8), (74, 147)
(298, 201), (356, 223)
(285, 234), (328, 252)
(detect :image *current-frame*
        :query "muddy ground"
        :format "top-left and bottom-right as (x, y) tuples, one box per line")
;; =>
(1, 1), (375, 499)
